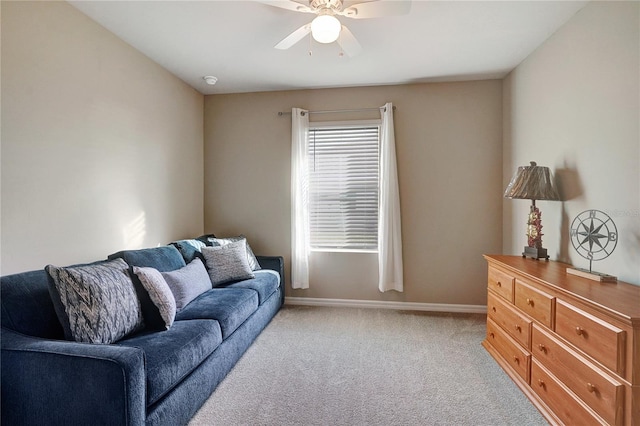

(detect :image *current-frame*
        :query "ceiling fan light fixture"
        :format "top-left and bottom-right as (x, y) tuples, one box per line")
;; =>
(310, 14), (341, 43)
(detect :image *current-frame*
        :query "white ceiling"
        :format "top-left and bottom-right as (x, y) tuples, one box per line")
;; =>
(69, 0), (589, 95)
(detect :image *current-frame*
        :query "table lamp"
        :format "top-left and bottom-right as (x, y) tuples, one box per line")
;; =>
(504, 161), (560, 260)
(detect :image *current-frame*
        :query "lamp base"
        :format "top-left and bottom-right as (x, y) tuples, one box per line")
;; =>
(522, 246), (549, 260)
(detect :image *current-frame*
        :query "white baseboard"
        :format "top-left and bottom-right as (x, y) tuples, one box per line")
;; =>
(285, 297), (487, 314)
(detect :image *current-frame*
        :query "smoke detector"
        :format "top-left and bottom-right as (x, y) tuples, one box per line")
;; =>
(203, 76), (218, 85)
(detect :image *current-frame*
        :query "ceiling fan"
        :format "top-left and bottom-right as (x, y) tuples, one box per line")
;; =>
(260, 0), (412, 57)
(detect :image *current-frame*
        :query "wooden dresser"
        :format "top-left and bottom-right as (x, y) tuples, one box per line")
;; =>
(482, 255), (640, 425)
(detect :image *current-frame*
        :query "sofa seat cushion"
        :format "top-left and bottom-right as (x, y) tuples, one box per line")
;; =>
(221, 270), (280, 305)
(175, 288), (258, 339)
(116, 319), (222, 406)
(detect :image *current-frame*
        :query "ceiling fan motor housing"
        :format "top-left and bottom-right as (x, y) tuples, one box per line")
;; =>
(310, 0), (343, 13)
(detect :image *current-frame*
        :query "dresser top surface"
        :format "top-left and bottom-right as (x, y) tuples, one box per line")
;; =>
(485, 255), (640, 322)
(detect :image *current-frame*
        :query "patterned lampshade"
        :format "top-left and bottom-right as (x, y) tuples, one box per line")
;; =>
(504, 161), (560, 201)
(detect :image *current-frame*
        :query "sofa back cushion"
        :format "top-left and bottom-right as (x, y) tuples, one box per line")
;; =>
(1, 269), (64, 339)
(108, 246), (186, 272)
(108, 245), (186, 330)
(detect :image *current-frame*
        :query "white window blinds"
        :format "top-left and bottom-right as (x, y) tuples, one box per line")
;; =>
(308, 124), (380, 250)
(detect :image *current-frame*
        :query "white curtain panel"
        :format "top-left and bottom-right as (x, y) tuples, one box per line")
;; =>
(378, 102), (404, 292)
(291, 108), (310, 289)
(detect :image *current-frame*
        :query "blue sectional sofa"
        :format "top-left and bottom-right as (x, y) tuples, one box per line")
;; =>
(1, 241), (284, 426)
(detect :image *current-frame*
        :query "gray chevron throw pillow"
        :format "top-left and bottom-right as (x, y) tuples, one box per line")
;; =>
(46, 258), (144, 344)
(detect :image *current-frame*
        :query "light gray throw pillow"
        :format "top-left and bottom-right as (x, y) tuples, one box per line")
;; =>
(132, 266), (177, 329)
(45, 258), (144, 344)
(160, 258), (211, 311)
(206, 235), (261, 271)
(202, 240), (255, 286)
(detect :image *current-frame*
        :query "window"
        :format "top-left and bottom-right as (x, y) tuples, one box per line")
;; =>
(308, 122), (380, 251)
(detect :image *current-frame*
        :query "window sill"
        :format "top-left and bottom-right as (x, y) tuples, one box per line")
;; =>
(310, 248), (378, 254)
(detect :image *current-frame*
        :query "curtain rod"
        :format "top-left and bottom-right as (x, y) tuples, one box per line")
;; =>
(277, 106), (395, 116)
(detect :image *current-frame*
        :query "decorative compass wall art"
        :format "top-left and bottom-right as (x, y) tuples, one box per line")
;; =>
(566, 209), (618, 282)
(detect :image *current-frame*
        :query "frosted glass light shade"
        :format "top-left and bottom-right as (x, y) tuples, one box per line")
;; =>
(311, 15), (341, 43)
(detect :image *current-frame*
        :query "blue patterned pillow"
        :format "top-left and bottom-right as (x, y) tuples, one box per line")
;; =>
(45, 258), (144, 344)
(196, 234), (216, 245)
(169, 239), (207, 263)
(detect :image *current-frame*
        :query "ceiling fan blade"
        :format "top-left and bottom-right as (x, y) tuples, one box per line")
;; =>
(275, 24), (312, 49)
(340, 0), (412, 19)
(337, 26), (362, 57)
(257, 0), (312, 14)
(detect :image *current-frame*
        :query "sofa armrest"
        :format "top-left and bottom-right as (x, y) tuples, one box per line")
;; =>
(1, 328), (146, 426)
(255, 256), (284, 283)
(256, 256), (285, 306)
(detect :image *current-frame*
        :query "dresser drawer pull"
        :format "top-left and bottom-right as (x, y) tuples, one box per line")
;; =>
(513, 356), (520, 364)
(491, 306), (497, 313)
(587, 383), (596, 393)
(489, 332), (495, 339)
(526, 298), (534, 306)
(514, 324), (521, 332)
(537, 343), (546, 353)
(496, 281), (502, 287)
(537, 379), (546, 389)
(575, 326), (584, 336)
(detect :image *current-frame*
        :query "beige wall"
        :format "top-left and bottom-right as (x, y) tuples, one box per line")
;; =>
(1, 1), (204, 275)
(503, 1), (640, 285)
(204, 81), (503, 305)
(8, 1), (630, 301)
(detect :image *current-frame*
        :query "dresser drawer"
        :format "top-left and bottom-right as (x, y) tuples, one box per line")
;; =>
(486, 318), (530, 383)
(515, 280), (555, 328)
(531, 359), (607, 425)
(556, 300), (626, 376)
(487, 291), (532, 349)
(532, 324), (625, 425)
(488, 266), (514, 302)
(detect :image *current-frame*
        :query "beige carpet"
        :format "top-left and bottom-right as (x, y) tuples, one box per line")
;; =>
(189, 306), (547, 426)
